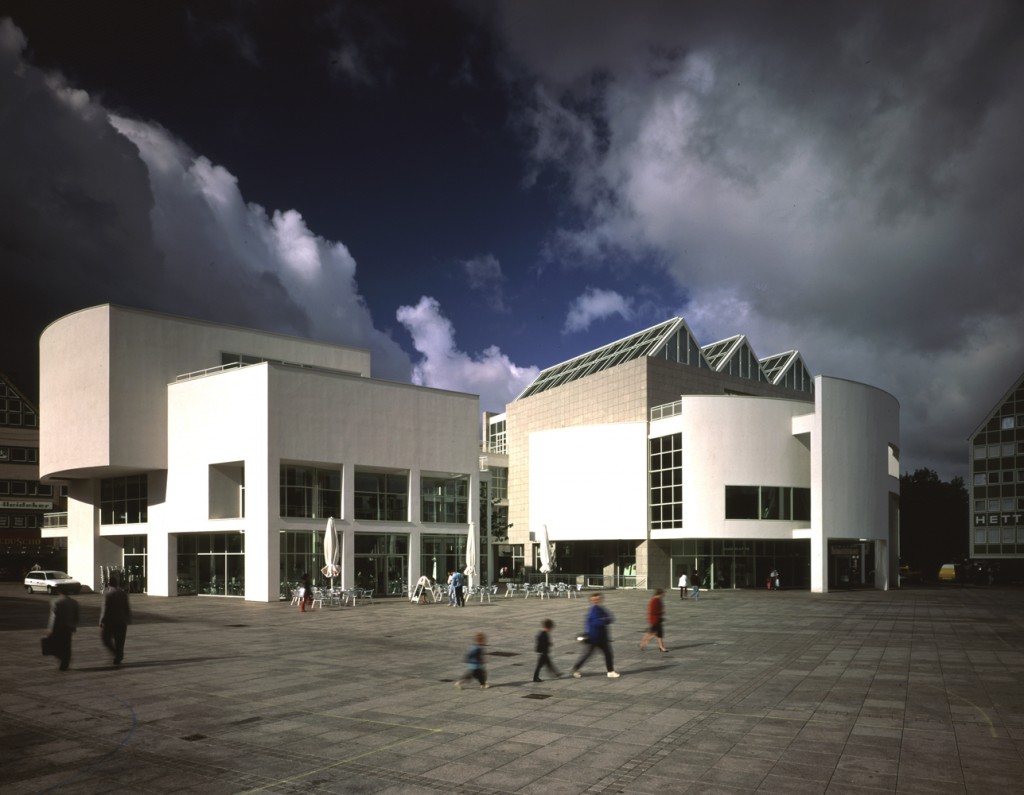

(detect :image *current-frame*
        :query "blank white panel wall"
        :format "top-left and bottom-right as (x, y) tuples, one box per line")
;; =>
(530, 423), (648, 541)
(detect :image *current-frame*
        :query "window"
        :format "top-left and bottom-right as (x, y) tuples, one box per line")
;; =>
(0, 446), (37, 462)
(100, 475), (148, 524)
(488, 419), (507, 454)
(974, 445), (987, 460)
(489, 466), (508, 502)
(650, 433), (683, 529)
(725, 486), (759, 519)
(421, 476), (468, 523)
(354, 470), (408, 521)
(280, 465), (340, 519)
(974, 473), (987, 486)
(725, 486), (810, 521)
(1002, 416), (1015, 430)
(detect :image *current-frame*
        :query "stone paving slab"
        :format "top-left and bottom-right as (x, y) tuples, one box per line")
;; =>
(2, 582), (1024, 794)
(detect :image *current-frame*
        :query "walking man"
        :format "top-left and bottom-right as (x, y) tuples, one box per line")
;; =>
(678, 571), (688, 599)
(691, 569), (701, 601)
(100, 573), (132, 665)
(47, 583), (79, 671)
(572, 593), (619, 679)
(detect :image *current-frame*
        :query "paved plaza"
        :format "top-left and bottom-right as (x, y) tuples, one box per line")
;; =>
(2, 581), (1024, 794)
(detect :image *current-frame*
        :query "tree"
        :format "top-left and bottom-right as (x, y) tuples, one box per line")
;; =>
(899, 469), (968, 580)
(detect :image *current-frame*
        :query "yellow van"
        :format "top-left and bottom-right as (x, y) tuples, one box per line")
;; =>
(938, 563), (957, 582)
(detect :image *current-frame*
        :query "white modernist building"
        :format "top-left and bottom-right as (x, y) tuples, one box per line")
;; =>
(500, 318), (900, 593)
(39, 305), (481, 601)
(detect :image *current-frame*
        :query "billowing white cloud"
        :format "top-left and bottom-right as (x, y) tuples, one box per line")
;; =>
(492, 1), (1024, 477)
(396, 296), (539, 412)
(563, 288), (634, 334)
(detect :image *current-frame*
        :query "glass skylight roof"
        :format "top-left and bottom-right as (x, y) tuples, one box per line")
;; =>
(760, 351), (797, 382)
(515, 318), (813, 400)
(517, 318), (702, 399)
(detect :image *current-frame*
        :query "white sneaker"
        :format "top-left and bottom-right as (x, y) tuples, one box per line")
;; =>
(572, 671), (582, 678)
(607, 671), (620, 678)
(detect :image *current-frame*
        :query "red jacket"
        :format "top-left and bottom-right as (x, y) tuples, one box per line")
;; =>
(647, 595), (664, 625)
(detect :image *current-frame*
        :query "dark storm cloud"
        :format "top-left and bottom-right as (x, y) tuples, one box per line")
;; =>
(487, 0), (1024, 476)
(0, 18), (412, 388)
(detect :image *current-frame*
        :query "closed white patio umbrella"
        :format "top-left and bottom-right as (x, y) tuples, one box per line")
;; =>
(321, 516), (340, 589)
(539, 523), (552, 587)
(464, 521), (477, 588)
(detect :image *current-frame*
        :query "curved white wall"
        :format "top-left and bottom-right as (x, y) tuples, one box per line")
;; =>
(651, 396), (812, 540)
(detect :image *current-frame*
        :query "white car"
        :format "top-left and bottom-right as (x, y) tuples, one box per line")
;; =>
(24, 570), (81, 594)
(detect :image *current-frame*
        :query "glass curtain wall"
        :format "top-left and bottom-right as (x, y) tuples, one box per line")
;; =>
(421, 534), (466, 586)
(279, 529), (326, 598)
(176, 533), (245, 596)
(671, 538), (809, 589)
(354, 533), (408, 596)
(122, 534), (148, 593)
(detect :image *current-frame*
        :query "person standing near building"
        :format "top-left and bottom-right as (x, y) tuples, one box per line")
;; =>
(691, 569), (701, 601)
(99, 573), (132, 665)
(678, 571), (688, 600)
(532, 618), (561, 681)
(452, 569), (465, 607)
(300, 572), (313, 612)
(572, 593), (619, 679)
(47, 584), (79, 671)
(639, 588), (668, 653)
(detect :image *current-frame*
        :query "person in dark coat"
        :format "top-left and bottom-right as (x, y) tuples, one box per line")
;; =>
(300, 572), (313, 612)
(532, 618), (561, 682)
(100, 573), (132, 665)
(47, 584), (80, 671)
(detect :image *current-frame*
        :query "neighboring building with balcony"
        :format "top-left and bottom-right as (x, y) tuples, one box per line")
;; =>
(504, 318), (900, 593)
(969, 370), (1024, 565)
(0, 373), (66, 578)
(39, 305), (481, 601)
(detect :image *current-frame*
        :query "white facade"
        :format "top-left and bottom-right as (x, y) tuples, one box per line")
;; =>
(523, 381), (899, 593)
(505, 318), (900, 593)
(40, 305), (481, 601)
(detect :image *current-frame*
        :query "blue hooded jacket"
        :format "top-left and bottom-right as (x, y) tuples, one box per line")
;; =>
(584, 602), (613, 642)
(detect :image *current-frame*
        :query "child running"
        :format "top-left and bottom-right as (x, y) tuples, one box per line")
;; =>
(455, 631), (489, 689)
(533, 618), (562, 682)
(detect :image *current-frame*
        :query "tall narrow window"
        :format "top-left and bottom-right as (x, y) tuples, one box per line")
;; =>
(649, 433), (683, 529)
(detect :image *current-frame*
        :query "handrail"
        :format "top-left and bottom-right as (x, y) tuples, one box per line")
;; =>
(651, 400), (682, 420)
(43, 512), (68, 528)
